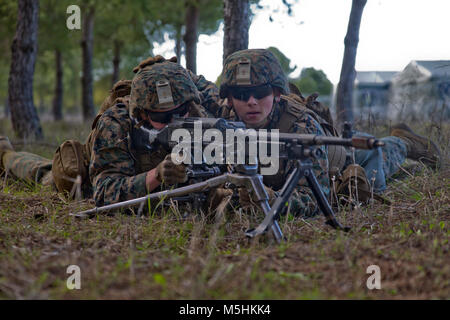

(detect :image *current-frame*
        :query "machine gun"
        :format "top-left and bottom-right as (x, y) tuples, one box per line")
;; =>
(71, 117), (384, 243)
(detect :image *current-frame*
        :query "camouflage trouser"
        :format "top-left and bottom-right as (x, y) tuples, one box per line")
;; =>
(354, 132), (407, 193)
(1, 151), (53, 185)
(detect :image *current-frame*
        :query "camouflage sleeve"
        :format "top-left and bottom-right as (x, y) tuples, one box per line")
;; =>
(287, 115), (330, 217)
(187, 70), (221, 114)
(89, 107), (147, 207)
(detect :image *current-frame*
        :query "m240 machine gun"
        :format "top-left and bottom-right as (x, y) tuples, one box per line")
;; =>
(71, 117), (384, 243)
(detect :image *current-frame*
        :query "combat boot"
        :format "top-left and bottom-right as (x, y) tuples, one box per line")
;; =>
(390, 123), (441, 169)
(0, 136), (14, 170)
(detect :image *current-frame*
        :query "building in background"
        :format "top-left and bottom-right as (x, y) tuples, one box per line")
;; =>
(388, 60), (450, 122)
(353, 71), (398, 120)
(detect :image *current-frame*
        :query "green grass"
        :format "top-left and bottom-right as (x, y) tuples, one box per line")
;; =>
(0, 118), (449, 299)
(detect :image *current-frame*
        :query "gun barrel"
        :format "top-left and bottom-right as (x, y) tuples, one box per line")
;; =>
(266, 133), (384, 150)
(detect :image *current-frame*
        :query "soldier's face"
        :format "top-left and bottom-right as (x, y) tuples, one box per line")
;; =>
(229, 87), (277, 127)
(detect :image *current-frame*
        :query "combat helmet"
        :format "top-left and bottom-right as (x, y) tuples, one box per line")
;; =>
(129, 60), (201, 120)
(219, 49), (289, 99)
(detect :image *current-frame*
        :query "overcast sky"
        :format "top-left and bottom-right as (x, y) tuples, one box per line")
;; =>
(153, 0), (450, 84)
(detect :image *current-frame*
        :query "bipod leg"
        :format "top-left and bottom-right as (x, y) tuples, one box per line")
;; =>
(241, 175), (284, 243)
(245, 166), (304, 242)
(304, 168), (350, 232)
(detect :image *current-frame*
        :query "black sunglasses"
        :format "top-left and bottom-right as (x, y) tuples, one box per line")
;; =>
(229, 84), (273, 101)
(148, 102), (189, 124)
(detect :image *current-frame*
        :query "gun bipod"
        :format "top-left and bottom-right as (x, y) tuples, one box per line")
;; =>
(245, 159), (350, 240)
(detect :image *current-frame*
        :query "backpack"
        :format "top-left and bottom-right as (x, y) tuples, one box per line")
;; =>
(52, 139), (90, 198)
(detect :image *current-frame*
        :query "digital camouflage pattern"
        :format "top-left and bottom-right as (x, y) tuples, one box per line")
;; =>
(0, 60), (219, 206)
(260, 98), (330, 217)
(90, 65), (219, 206)
(214, 48), (329, 216)
(132, 55), (178, 74)
(187, 70), (220, 116)
(219, 49), (290, 99)
(98, 79), (132, 115)
(2, 151), (52, 184)
(129, 60), (201, 118)
(212, 95), (330, 217)
(89, 103), (150, 206)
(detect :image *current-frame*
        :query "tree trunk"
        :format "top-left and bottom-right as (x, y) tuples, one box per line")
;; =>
(223, 0), (250, 62)
(336, 0), (367, 130)
(112, 40), (120, 86)
(175, 23), (182, 62)
(81, 6), (95, 120)
(4, 98), (9, 118)
(183, 1), (199, 73)
(7, 0), (43, 140)
(52, 49), (63, 121)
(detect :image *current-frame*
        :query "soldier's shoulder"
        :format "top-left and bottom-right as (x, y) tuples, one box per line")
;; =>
(281, 95), (329, 128)
(100, 103), (130, 121)
(96, 103), (131, 129)
(280, 95), (310, 118)
(277, 95), (319, 126)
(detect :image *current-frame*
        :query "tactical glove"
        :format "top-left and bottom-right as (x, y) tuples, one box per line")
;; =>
(239, 185), (276, 209)
(155, 154), (187, 185)
(207, 187), (233, 211)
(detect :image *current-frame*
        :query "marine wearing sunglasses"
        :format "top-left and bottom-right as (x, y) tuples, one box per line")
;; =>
(227, 83), (280, 128)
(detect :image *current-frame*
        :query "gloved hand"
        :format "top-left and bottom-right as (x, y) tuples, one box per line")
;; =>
(207, 187), (233, 211)
(155, 154), (187, 185)
(133, 55), (178, 73)
(238, 185), (276, 209)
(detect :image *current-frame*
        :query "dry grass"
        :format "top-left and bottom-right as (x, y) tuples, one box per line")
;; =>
(0, 117), (449, 299)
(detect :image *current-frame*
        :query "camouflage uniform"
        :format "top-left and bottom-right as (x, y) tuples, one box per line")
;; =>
(90, 60), (219, 206)
(217, 49), (330, 217)
(1, 57), (219, 207)
(217, 49), (414, 197)
(89, 103), (150, 206)
(259, 97), (330, 217)
(1, 150), (52, 185)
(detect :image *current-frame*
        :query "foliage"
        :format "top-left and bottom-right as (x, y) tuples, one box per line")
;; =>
(291, 67), (333, 96)
(0, 0), (225, 116)
(266, 46), (297, 76)
(150, 0), (223, 58)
